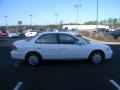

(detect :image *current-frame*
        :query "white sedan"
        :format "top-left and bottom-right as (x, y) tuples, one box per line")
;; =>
(24, 30), (37, 37)
(10, 32), (113, 66)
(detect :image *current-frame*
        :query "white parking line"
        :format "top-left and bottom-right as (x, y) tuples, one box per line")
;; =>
(13, 82), (23, 90)
(110, 80), (120, 90)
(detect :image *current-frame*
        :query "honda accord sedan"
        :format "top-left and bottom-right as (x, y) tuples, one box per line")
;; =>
(10, 32), (113, 66)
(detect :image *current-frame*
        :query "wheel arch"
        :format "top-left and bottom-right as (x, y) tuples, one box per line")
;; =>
(88, 49), (105, 60)
(25, 51), (42, 60)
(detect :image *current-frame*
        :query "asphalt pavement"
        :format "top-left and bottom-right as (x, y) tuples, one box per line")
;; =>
(0, 37), (120, 90)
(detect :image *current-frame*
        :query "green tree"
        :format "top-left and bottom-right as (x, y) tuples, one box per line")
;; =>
(108, 18), (112, 24)
(83, 21), (97, 25)
(113, 18), (118, 28)
(107, 18), (112, 28)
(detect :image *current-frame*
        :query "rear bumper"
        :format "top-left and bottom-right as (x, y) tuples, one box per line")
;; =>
(10, 51), (25, 60)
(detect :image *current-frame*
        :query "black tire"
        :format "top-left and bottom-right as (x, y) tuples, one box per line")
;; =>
(26, 53), (41, 66)
(88, 51), (105, 64)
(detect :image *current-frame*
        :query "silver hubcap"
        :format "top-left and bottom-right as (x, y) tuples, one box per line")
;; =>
(28, 55), (39, 65)
(92, 54), (102, 64)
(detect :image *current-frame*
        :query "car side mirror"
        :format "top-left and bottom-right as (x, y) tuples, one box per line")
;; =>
(77, 41), (86, 45)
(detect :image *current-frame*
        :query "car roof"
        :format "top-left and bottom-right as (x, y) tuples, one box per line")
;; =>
(38, 32), (73, 35)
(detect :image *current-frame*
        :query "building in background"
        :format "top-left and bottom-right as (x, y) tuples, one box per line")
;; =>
(62, 25), (109, 31)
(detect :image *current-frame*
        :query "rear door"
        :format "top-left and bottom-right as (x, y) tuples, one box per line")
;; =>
(34, 34), (60, 60)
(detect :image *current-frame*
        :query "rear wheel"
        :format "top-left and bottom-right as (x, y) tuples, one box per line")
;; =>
(89, 51), (105, 64)
(26, 53), (41, 66)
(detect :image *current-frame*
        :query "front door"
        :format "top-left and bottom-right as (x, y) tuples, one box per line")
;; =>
(58, 34), (88, 59)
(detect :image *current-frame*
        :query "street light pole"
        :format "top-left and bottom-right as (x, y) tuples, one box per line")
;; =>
(29, 15), (32, 29)
(96, 0), (99, 30)
(55, 13), (59, 25)
(74, 4), (81, 29)
(4, 16), (8, 30)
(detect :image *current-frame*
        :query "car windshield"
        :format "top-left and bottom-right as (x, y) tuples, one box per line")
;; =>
(74, 35), (90, 44)
(26, 33), (39, 42)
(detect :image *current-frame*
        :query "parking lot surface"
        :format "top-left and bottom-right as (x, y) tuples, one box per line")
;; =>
(0, 38), (120, 90)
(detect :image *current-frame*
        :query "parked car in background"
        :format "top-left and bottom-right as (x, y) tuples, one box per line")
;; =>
(24, 30), (38, 37)
(108, 29), (120, 39)
(45, 29), (58, 32)
(0, 30), (8, 37)
(11, 32), (113, 66)
(7, 30), (20, 38)
(58, 29), (80, 36)
(109, 28), (116, 31)
(37, 29), (46, 33)
(48, 29), (58, 32)
(17, 30), (26, 37)
(70, 29), (80, 36)
(93, 28), (109, 32)
(37, 29), (58, 33)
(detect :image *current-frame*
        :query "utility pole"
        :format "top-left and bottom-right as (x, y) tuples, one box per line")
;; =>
(29, 15), (32, 29)
(96, 0), (99, 30)
(74, 4), (81, 29)
(55, 13), (59, 25)
(4, 16), (8, 30)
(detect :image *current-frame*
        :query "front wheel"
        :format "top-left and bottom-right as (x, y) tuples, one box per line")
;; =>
(26, 53), (41, 66)
(89, 51), (105, 64)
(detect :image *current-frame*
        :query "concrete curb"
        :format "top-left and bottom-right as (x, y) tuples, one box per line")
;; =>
(82, 36), (120, 45)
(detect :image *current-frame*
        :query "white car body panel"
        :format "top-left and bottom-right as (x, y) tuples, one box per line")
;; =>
(34, 43), (60, 59)
(58, 44), (91, 59)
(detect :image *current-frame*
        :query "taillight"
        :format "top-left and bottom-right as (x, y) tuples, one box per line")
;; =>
(12, 45), (17, 50)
